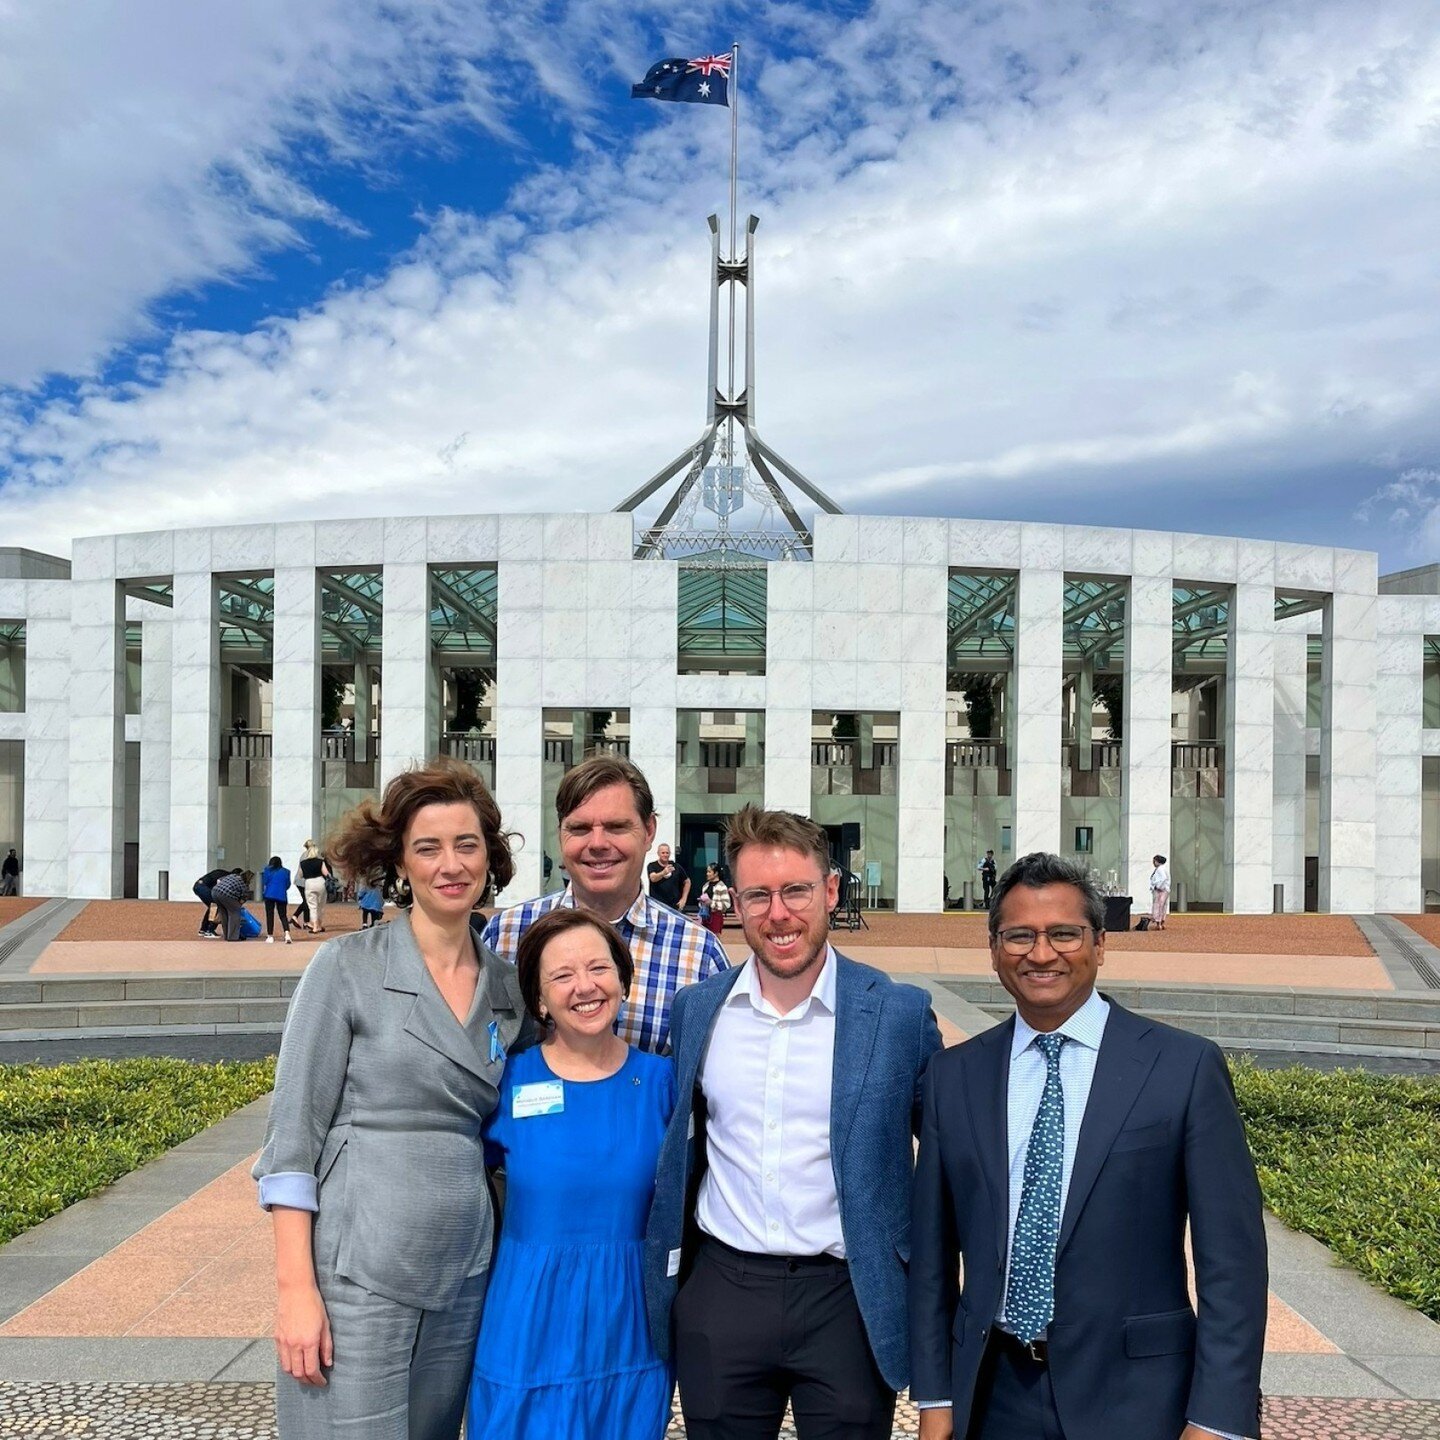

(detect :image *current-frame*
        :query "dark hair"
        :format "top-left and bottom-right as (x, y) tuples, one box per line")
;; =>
(555, 754), (654, 825)
(327, 755), (516, 903)
(267, 855), (282, 869)
(723, 804), (830, 877)
(1153, 854), (1167, 865)
(514, 908), (634, 1029)
(988, 852), (1105, 940)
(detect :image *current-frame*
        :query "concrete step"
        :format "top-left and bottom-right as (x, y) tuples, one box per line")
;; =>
(0, 995), (292, 1034)
(0, 974), (297, 1007)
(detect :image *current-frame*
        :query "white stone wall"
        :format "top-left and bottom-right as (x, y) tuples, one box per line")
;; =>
(0, 511), (1425, 912)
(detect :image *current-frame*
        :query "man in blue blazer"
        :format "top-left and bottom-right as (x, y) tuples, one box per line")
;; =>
(645, 805), (943, 1439)
(909, 853), (1267, 1440)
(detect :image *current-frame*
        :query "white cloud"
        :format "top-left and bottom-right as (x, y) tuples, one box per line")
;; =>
(5, 1), (1440, 562)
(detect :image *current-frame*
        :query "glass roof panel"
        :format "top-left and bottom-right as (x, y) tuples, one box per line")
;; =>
(1173, 585), (1229, 666)
(947, 572), (1015, 664)
(678, 565), (766, 664)
(431, 567), (498, 657)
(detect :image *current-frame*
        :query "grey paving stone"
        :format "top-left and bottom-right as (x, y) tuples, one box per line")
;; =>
(1260, 1354), (1407, 1398)
(1363, 1356), (1440, 1400)
(0, 1258), (91, 1324)
(0, 1338), (259, 1382)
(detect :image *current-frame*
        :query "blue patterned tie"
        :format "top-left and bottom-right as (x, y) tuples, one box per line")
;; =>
(1003, 1032), (1067, 1343)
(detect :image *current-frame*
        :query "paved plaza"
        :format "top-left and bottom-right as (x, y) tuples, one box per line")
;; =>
(2, 901), (1439, 1435)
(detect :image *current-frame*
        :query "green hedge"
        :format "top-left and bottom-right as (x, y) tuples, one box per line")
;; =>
(0, 1057), (275, 1245)
(1233, 1061), (1440, 1322)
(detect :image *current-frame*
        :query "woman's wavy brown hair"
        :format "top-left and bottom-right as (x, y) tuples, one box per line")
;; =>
(327, 755), (517, 904)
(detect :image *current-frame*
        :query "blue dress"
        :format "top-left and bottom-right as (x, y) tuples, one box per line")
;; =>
(467, 1044), (676, 1440)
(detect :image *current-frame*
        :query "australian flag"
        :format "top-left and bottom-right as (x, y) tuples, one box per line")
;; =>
(631, 53), (731, 106)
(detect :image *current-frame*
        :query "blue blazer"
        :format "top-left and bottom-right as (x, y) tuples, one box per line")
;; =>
(644, 953), (943, 1391)
(909, 998), (1267, 1440)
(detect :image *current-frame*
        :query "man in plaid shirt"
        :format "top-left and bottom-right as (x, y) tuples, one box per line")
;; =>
(479, 754), (729, 1054)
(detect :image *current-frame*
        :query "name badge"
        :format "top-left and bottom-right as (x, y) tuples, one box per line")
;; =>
(512, 1080), (564, 1119)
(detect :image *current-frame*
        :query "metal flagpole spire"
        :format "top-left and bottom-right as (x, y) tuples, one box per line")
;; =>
(727, 42), (739, 421)
(616, 40), (843, 560)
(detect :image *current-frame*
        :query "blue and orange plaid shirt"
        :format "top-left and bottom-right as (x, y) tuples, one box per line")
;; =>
(480, 886), (731, 1054)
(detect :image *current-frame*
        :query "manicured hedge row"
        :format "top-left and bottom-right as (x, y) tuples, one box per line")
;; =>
(0, 1057), (275, 1245)
(1232, 1060), (1440, 1322)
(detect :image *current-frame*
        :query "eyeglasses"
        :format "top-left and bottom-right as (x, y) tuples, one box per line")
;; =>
(735, 881), (822, 917)
(995, 925), (1095, 957)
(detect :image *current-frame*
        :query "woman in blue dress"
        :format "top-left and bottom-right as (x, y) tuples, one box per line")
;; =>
(467, 907), (675, 1440)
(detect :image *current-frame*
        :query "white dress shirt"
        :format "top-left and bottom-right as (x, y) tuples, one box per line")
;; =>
(696, 946), (844, 1258)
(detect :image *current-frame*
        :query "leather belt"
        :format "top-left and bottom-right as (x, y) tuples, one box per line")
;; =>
(994, 1329), (1049, 1365)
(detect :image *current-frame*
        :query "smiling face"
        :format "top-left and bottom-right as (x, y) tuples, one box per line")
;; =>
(559, 781), (657, 916)
(537, 921), (625, 1046)
(397, 800), (489, 921)
(990, 881), (1105, 1031)
(732, 843), (839, 986)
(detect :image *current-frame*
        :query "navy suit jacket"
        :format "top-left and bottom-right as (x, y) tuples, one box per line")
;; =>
(644, 952), (943, 1391)
(909, 998), (1267, 1440)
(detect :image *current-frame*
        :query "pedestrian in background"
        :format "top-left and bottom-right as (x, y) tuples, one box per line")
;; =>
(1149, 853), (1171, 930)
(212, 868), (254, 942)
(297, 841), (332, 934)
(262, 856), (294, 946)
(1, 848), (20, 896)
(357, 881), (385, 929)
(194, 865), (229, 937)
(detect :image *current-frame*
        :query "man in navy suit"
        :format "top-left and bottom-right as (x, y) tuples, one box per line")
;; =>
(909, 852), (1267, 1440)
(646, 805), (943, 1439)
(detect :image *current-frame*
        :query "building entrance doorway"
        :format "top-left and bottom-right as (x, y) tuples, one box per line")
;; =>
(679, 815), (730, 898)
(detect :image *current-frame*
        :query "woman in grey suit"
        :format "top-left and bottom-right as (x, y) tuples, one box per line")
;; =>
(253, 756), (534, 1439)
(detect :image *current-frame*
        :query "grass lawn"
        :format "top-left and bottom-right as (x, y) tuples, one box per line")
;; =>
(1233, 1061), (1440, 1322)
(0, 1057), (275, 1245)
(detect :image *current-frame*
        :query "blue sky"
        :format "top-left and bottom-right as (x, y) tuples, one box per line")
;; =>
(3, 0), (1440, 570)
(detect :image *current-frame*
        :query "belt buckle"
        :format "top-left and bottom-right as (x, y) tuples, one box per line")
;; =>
(1024, 1338), (1048, 1364)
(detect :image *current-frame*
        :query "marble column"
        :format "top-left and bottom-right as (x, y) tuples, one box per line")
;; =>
(168, 570), (220, 891)
(764, 562), (815, 814)
(136, 600), (173, 898)
(896, 563), (947, 913)
(1373, 618), (1423, 914)
(379, 562), (433, 793)
(1225, 560), (1276, 912)
(1122, 574), (1173, 903)
(271, 566), (321, 862)
(496, 559), (544, 899)
(68, 539), (126, 898)
(20, 599), (71, 897)
(1271, 625), (1308, 913)
(1012, 533), (1064, 857)
(1320, 578), (1377, 912)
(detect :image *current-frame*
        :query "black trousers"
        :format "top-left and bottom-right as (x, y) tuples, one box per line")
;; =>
(263, 898), (289, 935)
(675, 1238), (895, 1440)
(966, 1333), (1066, 1440)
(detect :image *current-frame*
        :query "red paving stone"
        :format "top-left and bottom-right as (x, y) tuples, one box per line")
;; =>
(55, 899), (370, 942)
(53, 900), (1372, 954)
(0, 896), (44, 925)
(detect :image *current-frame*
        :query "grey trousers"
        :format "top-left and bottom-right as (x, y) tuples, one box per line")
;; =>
(276, 1268), (487, 1439)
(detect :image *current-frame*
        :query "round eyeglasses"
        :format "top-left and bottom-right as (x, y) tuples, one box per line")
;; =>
(735, 881), (822, 918)
(995, 924), (1096, 957)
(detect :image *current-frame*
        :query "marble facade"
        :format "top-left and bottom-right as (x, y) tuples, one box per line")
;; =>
(0, 512), (1424, 913)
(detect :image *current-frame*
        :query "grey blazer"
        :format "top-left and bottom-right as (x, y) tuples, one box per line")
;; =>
(253, 913), (534, 1311)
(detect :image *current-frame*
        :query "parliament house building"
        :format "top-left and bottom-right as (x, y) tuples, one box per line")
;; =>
(0, 511), (1432, 914)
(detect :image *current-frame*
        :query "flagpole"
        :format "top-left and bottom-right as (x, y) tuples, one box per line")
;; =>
(726, 41), (740, 475)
